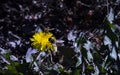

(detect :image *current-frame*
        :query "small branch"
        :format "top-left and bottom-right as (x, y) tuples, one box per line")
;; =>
(8, 31), (21, 40)
(76, 1), (92, 8)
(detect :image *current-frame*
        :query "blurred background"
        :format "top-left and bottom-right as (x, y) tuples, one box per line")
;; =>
(0, 0), (120, 75)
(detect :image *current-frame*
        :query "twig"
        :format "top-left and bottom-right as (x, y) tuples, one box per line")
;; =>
(8, 31), (21, 40)
(76, 1), (92, 8)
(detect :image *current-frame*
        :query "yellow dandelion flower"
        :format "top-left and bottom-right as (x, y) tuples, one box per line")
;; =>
(30, 32), (56, 51)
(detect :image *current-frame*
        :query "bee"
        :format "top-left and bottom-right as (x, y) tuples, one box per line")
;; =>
(49, 37), (55, 43)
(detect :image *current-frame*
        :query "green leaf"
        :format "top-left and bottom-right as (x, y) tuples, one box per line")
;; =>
(81, 47), (87, 58)
(19, 73), (24, 75)
(77, 36), (86, 46)
(73, 69), (81, 75)
(6, 64), (18, 75)
(59, 67), (65, 72)
(86, 65), (94, 70)
(4, 53), (11, 60)
(105, 20), (118, 42)
(106, 20), (116, 29)
(47, 69), (58, 75)
(100, 68), (107, 74)
(106, 31), (118, 42)
(15, 62), (30, 75)
(0, 69), (5, 74)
